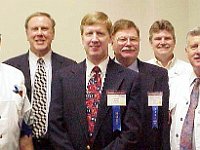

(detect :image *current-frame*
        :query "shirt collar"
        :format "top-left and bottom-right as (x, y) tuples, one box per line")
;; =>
(86, 56), (109, 74)
(154, 55), (176, 69)
(114, 58), (138, 72)
(189, 71), (199, 87)
(29, 50), (52, 67)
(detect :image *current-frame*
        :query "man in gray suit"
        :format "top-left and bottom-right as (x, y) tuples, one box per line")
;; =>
(111, 19), (170, 149)
(49, 12), (142, 150)
(5, 12), (76, 150)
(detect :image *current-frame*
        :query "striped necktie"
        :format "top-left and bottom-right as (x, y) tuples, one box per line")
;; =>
(32, 58), (47, 138)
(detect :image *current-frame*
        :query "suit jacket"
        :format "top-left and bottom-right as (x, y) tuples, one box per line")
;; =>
(49, 58), (142, 150)
(137, 59), (170, 150)
(4, 51), (76, 149)
(4, 51), (76, 102)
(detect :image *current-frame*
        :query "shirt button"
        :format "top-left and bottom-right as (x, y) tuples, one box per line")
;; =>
(176, 134), (179, 137)
(0, 135), (2, 138)
(180, 118), (183, 121)
(186, 101), (189, 105)
(86, 145), (90, 150)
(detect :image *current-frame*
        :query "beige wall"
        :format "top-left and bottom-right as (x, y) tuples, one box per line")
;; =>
(0, 0), (199, 63)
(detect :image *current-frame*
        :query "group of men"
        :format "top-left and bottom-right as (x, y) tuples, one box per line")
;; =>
(1, 10), (199, 150)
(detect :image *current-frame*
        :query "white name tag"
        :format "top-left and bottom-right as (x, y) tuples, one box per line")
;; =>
(107, 91), (126, 106)
(148, 92), (163, 106)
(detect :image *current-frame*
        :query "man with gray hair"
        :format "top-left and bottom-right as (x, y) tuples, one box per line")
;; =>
(170, 27), (200, 150)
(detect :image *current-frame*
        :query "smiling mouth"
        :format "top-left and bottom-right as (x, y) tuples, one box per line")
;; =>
(121, 48), (136, 52)
(36, 40), (45, 44)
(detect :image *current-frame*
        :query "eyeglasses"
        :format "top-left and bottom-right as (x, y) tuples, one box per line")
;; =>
(117, 36), (139, 44)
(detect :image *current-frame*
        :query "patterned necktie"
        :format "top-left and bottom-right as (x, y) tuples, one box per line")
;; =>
(32, 58), (47, 138)
(180, 78), (200, 150)
(86, 66), (102, 138)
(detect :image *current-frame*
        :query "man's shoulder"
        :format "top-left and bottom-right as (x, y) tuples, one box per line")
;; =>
(175, 59), (192, 68)
(139, 60), (168, 76)
(1, 63), (24, 77)
(4, 53), (27, 64)
(52, 52), (76, 64)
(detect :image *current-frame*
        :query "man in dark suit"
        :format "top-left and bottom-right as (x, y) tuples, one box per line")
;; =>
(5, 12), (76, 150)
(111, 19), (170, 149)
(49, 11), (142, 150)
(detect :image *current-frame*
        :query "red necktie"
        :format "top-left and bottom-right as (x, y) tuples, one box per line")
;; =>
(180, 78), (200, 150)
(86, 66), (102, 138)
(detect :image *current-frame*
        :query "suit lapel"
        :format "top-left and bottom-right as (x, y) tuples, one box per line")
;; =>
(51, 52), (61, 82)
(138, 59), (155, 91)
(93, 59), (125, 140)
(72, 61), (89, 140)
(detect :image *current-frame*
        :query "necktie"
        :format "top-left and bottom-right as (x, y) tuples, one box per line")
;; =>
(32, 58), (47, 138)
(86, 66), (102, 138)
(180, 78), (200, 150)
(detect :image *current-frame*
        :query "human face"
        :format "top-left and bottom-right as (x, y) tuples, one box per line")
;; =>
(81, 24), (111, 65)
(26, 16), (55, 57)
(112, 28), (139, 66)
(150, 30), (175, 60)
(185, 35), (200, 72)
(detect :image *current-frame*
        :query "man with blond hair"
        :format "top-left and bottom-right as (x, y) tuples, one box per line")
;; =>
(49, 12), (142, 150)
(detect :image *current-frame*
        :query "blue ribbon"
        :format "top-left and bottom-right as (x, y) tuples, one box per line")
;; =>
(112, 106), (121, 132)
(152, 106), (158, 128)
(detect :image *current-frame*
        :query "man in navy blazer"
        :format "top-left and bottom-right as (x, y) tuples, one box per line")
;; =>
(4, 12), (76, 150)
(111, 19), (170, 149)
(49, 12), (142, 150)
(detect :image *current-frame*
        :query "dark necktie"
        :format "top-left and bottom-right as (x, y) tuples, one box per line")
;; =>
(32, 58), (47, 138)
(180, 78), (200, 150)
(86, 66), (102, 138)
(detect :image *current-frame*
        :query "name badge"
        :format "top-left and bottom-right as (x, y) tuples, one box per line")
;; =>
(107, 91), (126, 106)
(148, 92), (163, 106)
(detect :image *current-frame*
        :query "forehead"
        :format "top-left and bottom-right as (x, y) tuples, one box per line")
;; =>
(27, 16), (52, 27)
(114, 28), (138, 37)
(83, 24), (108, 32)
(188, 35), (200, 44)
(152, 30), (173, 37)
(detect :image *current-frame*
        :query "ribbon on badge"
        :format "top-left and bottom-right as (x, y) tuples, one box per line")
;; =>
(112, 106), (121, 132)
(152, 106), (158, 128)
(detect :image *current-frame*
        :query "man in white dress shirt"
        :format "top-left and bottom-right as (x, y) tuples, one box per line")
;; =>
(170, 26), (200, 150)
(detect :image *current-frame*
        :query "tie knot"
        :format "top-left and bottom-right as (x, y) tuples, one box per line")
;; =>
(37, 58), (45, 65)
(92, 66), (101, 74)
(194, 78), (200, 86)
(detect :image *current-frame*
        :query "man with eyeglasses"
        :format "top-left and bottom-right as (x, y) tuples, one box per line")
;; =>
(111, 19), (170, 150)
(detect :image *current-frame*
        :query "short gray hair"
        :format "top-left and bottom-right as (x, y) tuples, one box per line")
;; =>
(186, 26), (200, 47)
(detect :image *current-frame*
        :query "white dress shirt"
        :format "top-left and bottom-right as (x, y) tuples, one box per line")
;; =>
(0, 63), (31, 150)
(29, 50), (52, 133)
(170, 71), (200, 150)
(86, 57), (109, 90)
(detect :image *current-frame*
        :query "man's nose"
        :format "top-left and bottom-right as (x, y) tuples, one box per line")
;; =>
(91, 33), (99, 42)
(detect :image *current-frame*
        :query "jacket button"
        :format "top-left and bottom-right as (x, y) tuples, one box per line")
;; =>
(86, 145), (90, 150)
